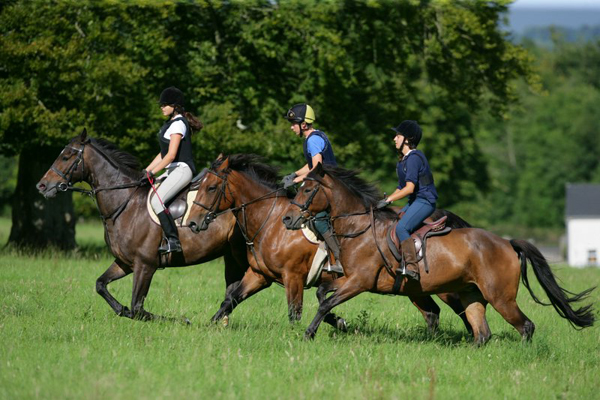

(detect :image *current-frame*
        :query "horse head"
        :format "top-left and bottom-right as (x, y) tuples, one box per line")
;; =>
(188, 154), (234, 233)
(282, 162), (332, 230)
(36, 128), (90, 198)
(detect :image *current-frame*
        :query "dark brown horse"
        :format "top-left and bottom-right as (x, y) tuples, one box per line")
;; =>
(36, 130), (249, 322)
(282, 163), (595, 343)
(187, 154), (474, 332)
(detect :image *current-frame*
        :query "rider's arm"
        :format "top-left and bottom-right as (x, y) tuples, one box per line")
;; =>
(145, 153), (163, 172)
(386, 182), (415, 203)
(149, 134), (182, 174)
(294, 153), (323, 182)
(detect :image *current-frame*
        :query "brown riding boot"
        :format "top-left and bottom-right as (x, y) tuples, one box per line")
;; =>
(399, 238), (420, 281)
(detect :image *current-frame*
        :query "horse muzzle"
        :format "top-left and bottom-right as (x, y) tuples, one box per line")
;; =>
(36, 180), (58, 199)
(282, 210), (306, 231)
(188, 213), (213, 233)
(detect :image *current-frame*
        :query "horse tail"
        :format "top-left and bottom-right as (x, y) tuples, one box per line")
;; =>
(510, 239), (595, 329)
(431, 209), (472, 228)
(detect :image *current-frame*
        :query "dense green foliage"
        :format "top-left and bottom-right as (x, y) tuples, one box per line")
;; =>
(458, 37), (600, 231)
(0, 218), (598, 399)
(0, 0), (532, 208)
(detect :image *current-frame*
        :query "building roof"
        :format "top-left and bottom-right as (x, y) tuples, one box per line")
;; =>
(566, 183), (600, 217)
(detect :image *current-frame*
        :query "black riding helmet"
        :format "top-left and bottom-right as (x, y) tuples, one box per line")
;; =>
(159, 86), (185, 107)
(391, 120), (422, 147)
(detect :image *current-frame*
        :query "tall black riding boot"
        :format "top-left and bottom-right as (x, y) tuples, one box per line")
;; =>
(321, 228), (341, 262)
(399, 238), (420, 281)
(156, 211), (182, 254)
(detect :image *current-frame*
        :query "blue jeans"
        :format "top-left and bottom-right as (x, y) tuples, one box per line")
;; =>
(395, 198), (435, 241)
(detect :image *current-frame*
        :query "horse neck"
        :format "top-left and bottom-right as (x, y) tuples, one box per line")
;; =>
(228, 171), (284, 235)
(327, 178), (372, 232)
(84, 145), (142, 215)
(327, 178), (367, 216)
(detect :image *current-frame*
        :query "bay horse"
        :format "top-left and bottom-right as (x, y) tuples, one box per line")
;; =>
(282, 163), (595, 343)
(187, 154), (474, 332)
(36, 129), (249, 322)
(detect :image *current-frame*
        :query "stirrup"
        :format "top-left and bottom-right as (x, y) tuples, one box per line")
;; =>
(159, 238), (182, 254)
(396, 264), (420, 282)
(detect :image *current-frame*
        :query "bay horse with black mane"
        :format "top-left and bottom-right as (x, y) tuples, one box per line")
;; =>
(36, 129), (249, 322)
(282, 163), (595, 343)
(187, 154), (476, 333)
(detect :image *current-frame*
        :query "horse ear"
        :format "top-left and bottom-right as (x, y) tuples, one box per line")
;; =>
(80, 128), (88, 141)
(217, 156), (230, 171)
(314, 162), (325, 177)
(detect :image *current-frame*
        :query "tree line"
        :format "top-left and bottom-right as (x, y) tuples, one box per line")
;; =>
(0, 0), (546, 248)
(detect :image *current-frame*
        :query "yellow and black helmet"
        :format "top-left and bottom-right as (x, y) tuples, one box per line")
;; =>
(285, 103), (315, 124)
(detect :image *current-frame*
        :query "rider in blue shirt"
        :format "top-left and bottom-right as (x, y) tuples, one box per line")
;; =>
(281, 103), (340, 260)
(376, 120), (437, 281)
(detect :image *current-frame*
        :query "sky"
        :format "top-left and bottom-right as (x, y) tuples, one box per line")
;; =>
(508, 0), (600, 33)
(512, 0), (600, 8)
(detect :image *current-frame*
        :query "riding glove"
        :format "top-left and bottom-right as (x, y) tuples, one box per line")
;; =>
(281, 172), (297, 189)
(375, 199), (390, 210)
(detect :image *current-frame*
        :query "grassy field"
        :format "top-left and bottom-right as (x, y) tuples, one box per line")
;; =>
(1, 218), (599, 399)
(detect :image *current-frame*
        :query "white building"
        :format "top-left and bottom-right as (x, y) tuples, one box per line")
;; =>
(566, 183), (600, 267)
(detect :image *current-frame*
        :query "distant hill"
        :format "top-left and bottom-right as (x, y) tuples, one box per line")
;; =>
(518, 25), (600, 46)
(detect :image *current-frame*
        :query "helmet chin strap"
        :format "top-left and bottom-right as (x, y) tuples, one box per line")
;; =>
(399, 137), (407, 158)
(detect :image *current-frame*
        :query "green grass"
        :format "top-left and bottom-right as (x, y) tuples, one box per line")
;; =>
(0, 219), (599, 399)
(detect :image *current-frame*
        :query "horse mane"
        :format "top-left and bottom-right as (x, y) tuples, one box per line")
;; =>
(212, 154), (281, 190)
(87, 138), (142, 173)
(321, 165), (397, 219)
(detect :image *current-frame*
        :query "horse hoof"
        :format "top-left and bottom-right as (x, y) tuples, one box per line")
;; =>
(222, 316), (229, 327)
(336, 318), (348, 332)
(182, 317), (191, 325)
(304, 331), (315, 341)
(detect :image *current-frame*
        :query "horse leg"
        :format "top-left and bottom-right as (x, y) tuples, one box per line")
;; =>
(318, 277), (348, 332)
(95, 259), (132, 317)
(459, 290), (491, 346)
(282, 273), (304, 322)
(129, 264), (184, 323)
(436, 292), (473, 335)
(305, 277), (365, 340)
(408, 295), (440, 335)
(211, 268), (271, 324)
(223, 251), (246, 303)
(483, 285), (535, 341)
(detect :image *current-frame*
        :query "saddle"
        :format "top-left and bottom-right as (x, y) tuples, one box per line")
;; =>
(146, 171), (205, 226)
(386, 214), (451, 274)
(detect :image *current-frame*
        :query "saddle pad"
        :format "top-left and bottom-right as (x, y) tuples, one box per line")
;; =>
(301, 224), (320, 244)
(305, 242), (328, 288)
(146, 185), (198, 227)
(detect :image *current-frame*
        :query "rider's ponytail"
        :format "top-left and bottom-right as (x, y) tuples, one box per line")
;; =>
(173, 105), (203, 134)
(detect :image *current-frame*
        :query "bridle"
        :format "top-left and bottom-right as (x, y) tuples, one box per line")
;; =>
(50, 139), (147, 221)
(192, 168), (282, 260)
(52, 144), (86, 193)
(191, 169), (232, 227)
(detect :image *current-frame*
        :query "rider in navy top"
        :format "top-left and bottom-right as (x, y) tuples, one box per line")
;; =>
(376, 120), (437, 281)
(281, 103), (340, 260)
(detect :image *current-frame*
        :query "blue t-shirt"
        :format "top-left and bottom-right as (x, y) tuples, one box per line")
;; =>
(306, 135), (326, 157)
(396, 150), (438, 204)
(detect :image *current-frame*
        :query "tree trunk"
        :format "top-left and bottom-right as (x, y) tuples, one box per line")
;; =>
(8, 146), (76, 250)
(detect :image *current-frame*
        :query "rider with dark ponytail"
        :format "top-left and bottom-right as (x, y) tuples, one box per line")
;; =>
(376, 120), (438, 281)
(144, 86), (203, 254)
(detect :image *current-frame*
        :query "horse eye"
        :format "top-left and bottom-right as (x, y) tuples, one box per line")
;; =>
(208, 186), (217, 192)
(304, 188), (312, 194)
(62, 156), (70, 161)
